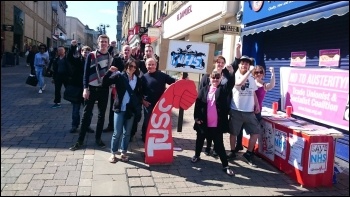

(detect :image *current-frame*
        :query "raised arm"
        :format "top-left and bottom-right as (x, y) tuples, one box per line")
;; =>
(264, 67), (275, 91)
(235, 66), (254, 86)
(235, 43), (242, 59)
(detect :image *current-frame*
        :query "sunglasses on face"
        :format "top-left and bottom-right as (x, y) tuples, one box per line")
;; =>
(128, 64), (136, 69)
(255, 71), (264, 75)
(210, 75), (221, 80)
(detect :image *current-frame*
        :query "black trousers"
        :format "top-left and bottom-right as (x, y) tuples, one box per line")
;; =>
(195, 127), (228, 168)
(53, 74), (67, 104)
(78, 86), (109, 144)
(141, 104), (155, 139)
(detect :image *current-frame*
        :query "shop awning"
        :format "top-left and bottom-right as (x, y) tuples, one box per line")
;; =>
(242, 1), (349, 37)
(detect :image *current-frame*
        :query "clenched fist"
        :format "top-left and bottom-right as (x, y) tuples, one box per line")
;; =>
(167, 80), (197, 110)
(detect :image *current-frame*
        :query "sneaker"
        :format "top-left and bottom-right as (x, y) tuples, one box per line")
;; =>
(69, 142), (83, 151)
(191, 155), (201, 163)
(42, 84), (46, 91)
(227, 151), (236, 161)
(87, 127), (94, 133)
(51, 103), (61, 108)
(103, 126), (113, 133)
(69, 127), (77, 133)
(38, 89), (43, 94)
(212, 150), (218, 157)
(96, 140), (106, 148)
(243, 152), (257, 167)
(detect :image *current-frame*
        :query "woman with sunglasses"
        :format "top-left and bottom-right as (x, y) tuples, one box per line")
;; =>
(198, 55), (236, 157)
(192, 68), (236, 176)
(253, 66), (275, 121)
(102, 58), (143, 163)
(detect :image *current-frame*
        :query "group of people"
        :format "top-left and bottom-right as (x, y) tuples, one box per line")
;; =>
(192, 43), (275, 176)
(44, 35), (175, 165)
(26, 35), (275, 176)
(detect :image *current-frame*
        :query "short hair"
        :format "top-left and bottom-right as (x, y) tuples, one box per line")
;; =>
(145, 57), (157, 64)
(97, 34), (109, 44)
(81, 46), (91, 51)
(39, 44), (47, 51)
(216, 55), (226, 64)
(145, 44), (153, 51)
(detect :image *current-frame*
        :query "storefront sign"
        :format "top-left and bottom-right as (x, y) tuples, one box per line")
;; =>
(281, 67), (349, 131)
(308, 143), (328, 174)
(2, 25), (14, 32)
(177, 5), (192, 21)
(147, 28), (160, 38)
(243, 1), (318, 24)
(219, 24), (240, 35)
(163, 1), (225, 39)
(290, 51), (307, 67)
(145, 80), (197, 164)
(165, 40), (210, 74)
(319, 49), (341, 67)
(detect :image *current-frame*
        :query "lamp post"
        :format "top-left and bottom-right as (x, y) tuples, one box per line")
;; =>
(96, 24), (110, 35)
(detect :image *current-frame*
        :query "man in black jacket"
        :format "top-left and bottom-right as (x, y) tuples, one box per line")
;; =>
(51, 46), (70, 108)
(66, 40), (95, 133)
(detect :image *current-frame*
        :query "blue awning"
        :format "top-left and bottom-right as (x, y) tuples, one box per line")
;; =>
(242, 1), (349, 36)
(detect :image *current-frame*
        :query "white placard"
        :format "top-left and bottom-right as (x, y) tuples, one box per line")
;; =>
(166, 40), (210, 74)
(258, 120), (275, 161)
(308, 142), (328, 174)
(288, 133), (305, 171)
(274, 129), (287, 160)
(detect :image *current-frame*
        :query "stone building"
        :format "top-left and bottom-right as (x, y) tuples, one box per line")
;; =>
(66, 16), (85, 47)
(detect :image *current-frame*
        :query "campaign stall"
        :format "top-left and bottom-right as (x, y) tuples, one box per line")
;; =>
(242, 66), (347, 187)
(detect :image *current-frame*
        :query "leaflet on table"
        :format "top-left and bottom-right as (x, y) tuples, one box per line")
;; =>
(308, 142), (329, 174)
(288, 133), (305, 171)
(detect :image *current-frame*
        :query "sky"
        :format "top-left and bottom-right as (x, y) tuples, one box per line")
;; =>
(66, 1), (118, 41)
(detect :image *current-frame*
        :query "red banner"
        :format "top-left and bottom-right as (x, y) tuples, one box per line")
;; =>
(145, 80), (198, 164)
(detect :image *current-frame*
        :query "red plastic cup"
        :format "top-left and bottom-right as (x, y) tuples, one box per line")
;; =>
(286, 106), (292, 117)
(272, 102), (278, 114)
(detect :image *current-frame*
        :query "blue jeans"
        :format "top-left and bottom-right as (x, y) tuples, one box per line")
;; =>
(72, 102), (82, 128)
(111, 111), (134, 154)
(35, 66), (45, 89)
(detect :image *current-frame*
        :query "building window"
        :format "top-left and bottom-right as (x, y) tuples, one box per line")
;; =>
(153, 4), (157, 25)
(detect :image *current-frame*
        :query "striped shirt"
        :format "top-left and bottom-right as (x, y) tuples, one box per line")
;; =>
(83, 50), (112, 88)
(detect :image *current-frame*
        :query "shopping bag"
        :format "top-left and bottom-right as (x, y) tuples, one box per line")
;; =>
(63, 85), (83, 103)
(26, 74), (38, 86)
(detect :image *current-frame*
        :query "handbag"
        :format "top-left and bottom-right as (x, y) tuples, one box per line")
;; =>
(63, 85), (83, 103)
(26, 74), (38, 86)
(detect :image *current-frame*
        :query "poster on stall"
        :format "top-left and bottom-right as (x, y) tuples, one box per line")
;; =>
(288, 133), (305, 171)
(308, 142), (329, 174)
(280, 67), (349, 131)
(318, 49), (340, 67)
(274, 129), (287, 159)
(290, 51), (306, 67)
(159, 39), (215, 74)
(258, 120), (275, 161)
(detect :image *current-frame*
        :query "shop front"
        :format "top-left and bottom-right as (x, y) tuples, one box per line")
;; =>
(240, 1), (349, 161)
(162, 1), (241, 80)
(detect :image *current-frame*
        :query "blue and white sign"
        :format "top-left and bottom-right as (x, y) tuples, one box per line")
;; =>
(242, 1), (318, 24)
(166, 40), (209, 74)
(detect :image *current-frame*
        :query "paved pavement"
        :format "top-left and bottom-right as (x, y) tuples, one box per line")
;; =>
(1, 58), (349, 196)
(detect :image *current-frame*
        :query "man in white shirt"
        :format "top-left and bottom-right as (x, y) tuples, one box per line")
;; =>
(228, 56), (261, 167)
